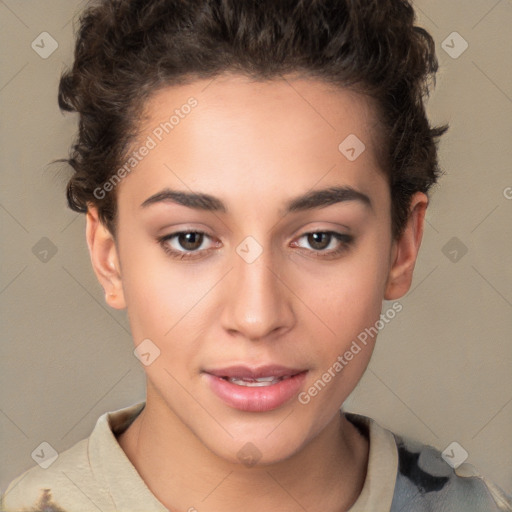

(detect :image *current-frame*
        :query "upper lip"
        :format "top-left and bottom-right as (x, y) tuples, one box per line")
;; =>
(204, 365), (307, 379)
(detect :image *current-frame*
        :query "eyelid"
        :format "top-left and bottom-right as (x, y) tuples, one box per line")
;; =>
(158, 229), (216, 249)
(291, 231), (354, 257)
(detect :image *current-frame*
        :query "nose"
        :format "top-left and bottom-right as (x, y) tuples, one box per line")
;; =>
(219, 242), (296, 341)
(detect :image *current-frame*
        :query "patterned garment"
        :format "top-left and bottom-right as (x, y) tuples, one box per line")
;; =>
(2, 402), (511, 511)
(388, 432), (512, 511)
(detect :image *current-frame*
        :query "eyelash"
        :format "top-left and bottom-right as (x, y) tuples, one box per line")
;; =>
(157, 230), (354, 261)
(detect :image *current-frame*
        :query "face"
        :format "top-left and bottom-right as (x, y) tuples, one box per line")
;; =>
(87, 73), (426, 465)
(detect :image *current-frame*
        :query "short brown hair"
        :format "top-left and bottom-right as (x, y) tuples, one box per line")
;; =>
(58, 0), (448, 239)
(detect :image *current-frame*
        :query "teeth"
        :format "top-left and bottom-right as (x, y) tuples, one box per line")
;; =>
(226, 376), (290, 387)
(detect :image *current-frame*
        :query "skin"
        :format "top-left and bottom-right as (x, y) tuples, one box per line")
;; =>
(85, 73), (427, 511)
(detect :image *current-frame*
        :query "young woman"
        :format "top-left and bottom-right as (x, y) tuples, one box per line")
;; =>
(2, 0), (511, 511)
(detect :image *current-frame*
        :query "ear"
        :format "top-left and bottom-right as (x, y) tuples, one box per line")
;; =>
(85, 204), (126, 309)
(384, 192), (428, 300)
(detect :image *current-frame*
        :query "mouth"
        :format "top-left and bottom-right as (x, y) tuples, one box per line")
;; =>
(203, 365), (308, 412)
(205, 364), (307, 379)
(220, 375), (295, 387)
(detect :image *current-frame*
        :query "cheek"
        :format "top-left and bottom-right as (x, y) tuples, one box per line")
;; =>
(118, 237), (182, 340)
(292, 235), (389, 331)
(290, 235), (391, 399)
(120, 244), (218, 367)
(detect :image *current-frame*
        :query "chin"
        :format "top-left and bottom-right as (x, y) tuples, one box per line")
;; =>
(193, 417), (313, 468)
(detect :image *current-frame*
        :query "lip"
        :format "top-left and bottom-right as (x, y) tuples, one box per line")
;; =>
(203, 365), (308, 412)
(205, 364), (307, 379)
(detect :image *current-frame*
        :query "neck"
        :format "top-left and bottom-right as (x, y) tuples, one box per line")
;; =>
(117, 392), (369, 512)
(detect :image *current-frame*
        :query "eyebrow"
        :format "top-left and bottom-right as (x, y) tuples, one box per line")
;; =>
(140, 185), (372, 214)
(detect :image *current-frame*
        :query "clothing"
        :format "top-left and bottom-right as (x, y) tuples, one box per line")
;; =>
(2, 401), (511, 511)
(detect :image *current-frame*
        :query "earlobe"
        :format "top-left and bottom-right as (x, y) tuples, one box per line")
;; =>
(85, 204), (126, 309)
(384, 192), (428, 300)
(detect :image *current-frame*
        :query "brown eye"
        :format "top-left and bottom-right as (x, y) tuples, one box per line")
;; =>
(158, 230), (216, 260)
(293, 231), (354, 259)
(176, 232), (204, 251)
(307, 232), (331, 251)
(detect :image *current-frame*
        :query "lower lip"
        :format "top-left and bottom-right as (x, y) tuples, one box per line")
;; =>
(204, 371), (308, 412)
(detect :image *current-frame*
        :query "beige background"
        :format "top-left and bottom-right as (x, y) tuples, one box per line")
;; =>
(1, 0), (511, 497)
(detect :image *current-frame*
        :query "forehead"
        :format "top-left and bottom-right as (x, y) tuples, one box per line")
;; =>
(117, 73), (387, 213)
(141, 73), (381, 151)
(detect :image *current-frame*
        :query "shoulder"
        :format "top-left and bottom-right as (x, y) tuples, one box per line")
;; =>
(1, 402), (147, 512)
(1, 436), (112, 511)
(389, 431), (512, 512)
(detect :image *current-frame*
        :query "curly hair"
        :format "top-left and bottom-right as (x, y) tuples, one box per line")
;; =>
(58, 0), (448, 240)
